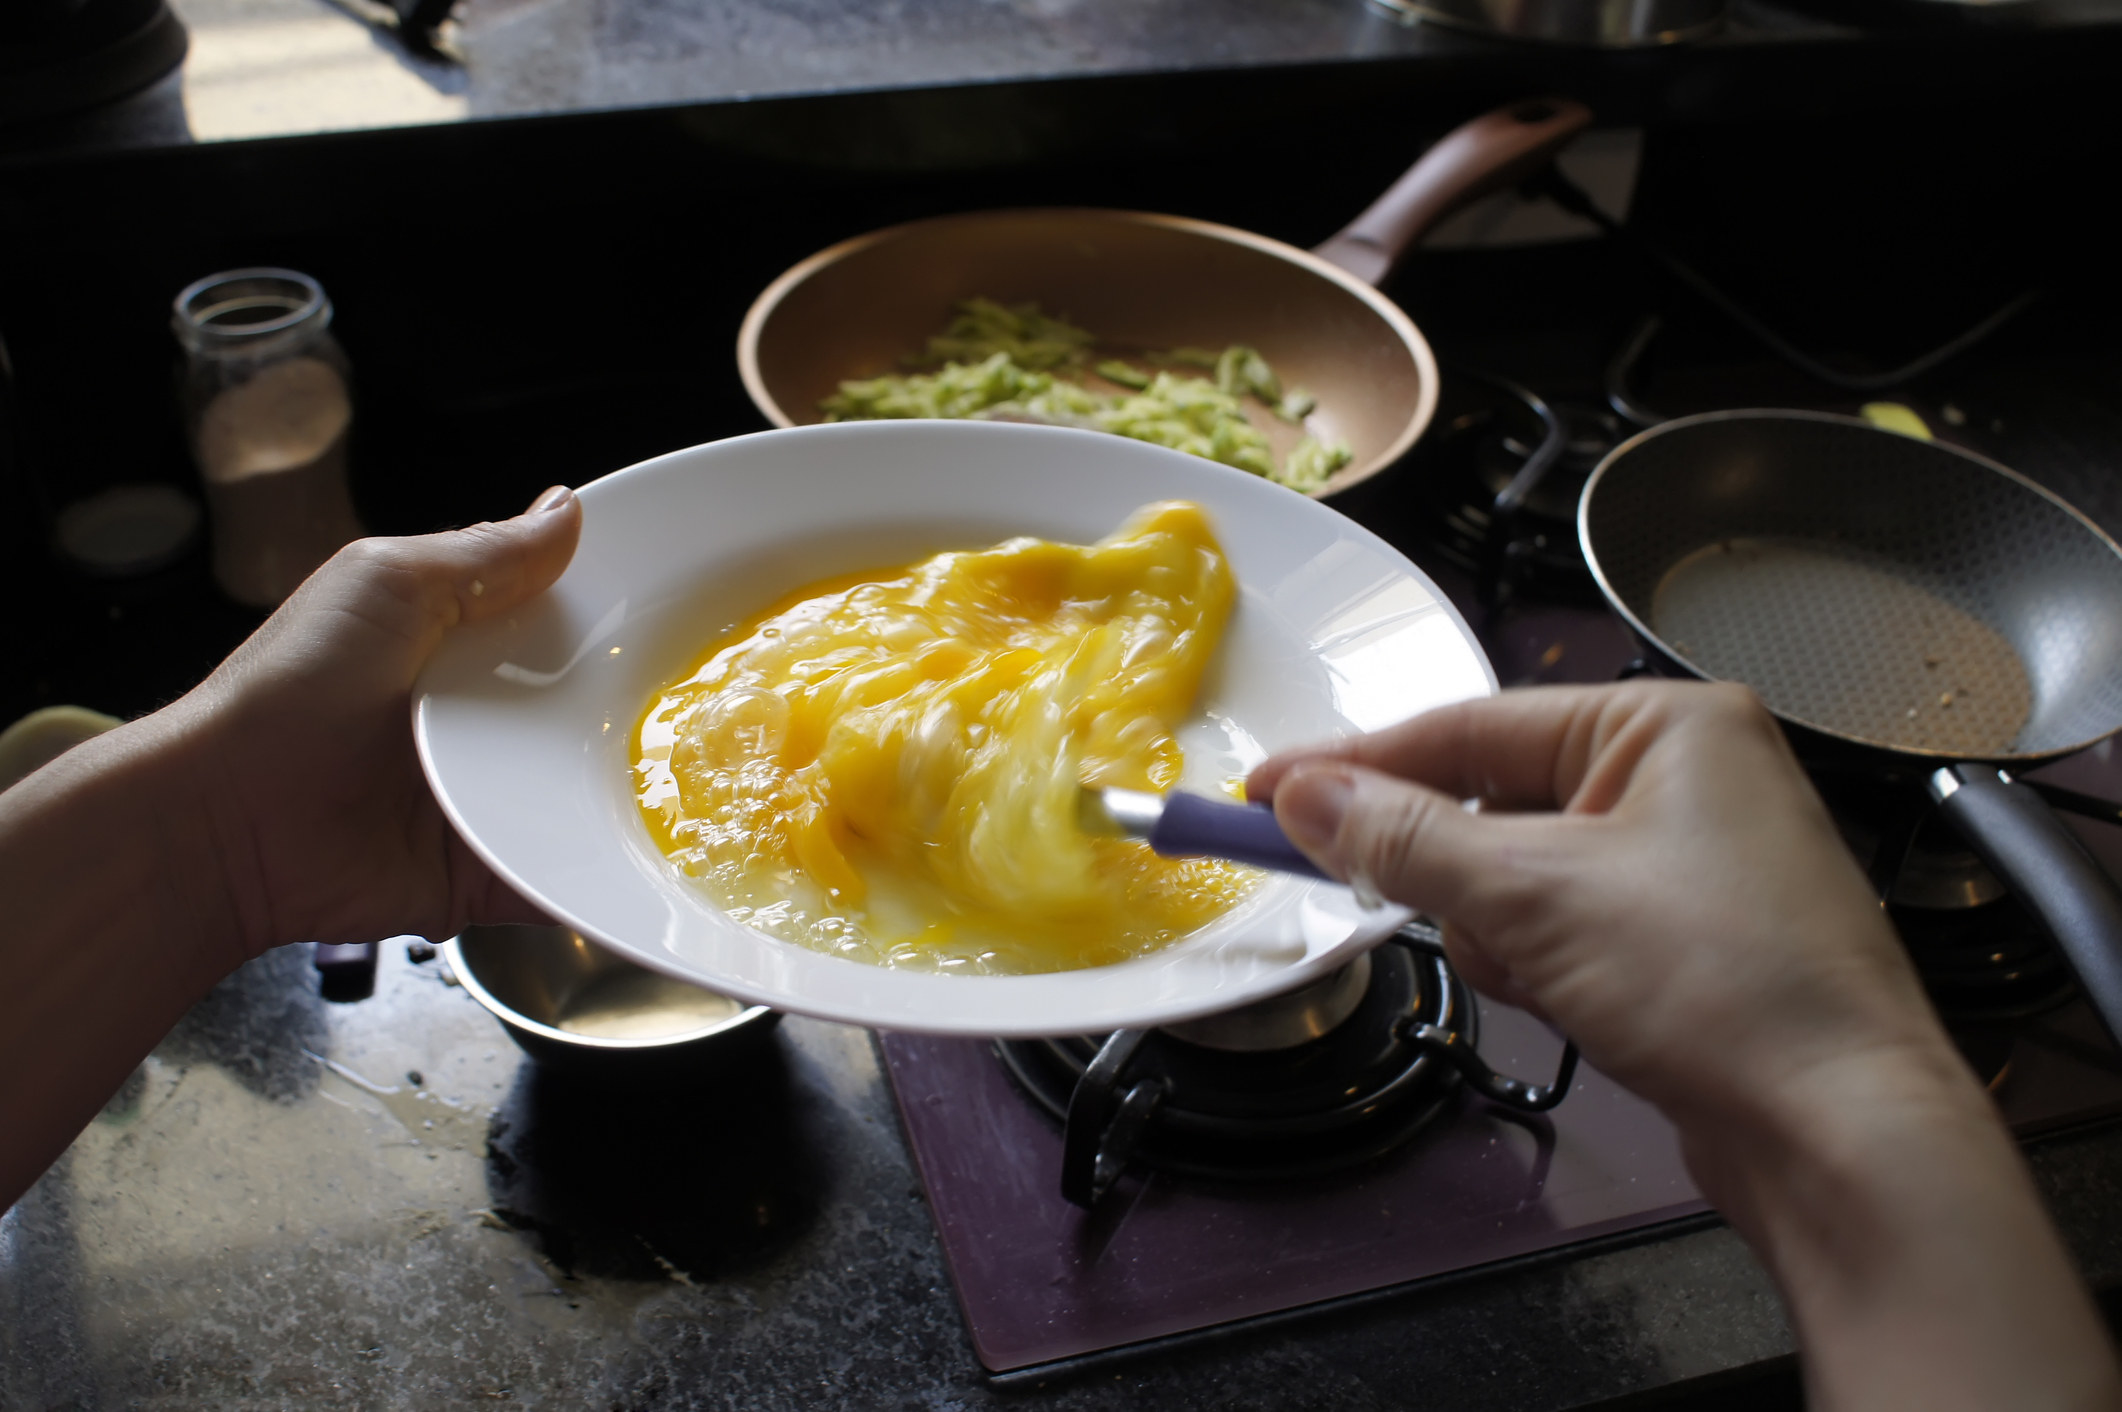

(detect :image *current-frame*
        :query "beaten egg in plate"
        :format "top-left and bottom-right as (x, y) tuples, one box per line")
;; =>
(633, 501), (1261, 975)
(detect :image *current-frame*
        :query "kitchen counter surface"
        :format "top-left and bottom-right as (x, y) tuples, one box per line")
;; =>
(9, 0), (2122, 159)
(4, 936), (2121, 1409)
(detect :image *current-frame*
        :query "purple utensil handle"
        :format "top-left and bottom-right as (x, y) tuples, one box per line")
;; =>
(1148, 793), (1333, 881)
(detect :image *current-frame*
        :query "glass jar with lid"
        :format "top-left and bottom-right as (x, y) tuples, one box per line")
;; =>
(172, 267), (365, 607)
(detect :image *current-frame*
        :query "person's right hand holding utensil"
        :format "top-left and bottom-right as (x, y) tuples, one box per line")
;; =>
(1250, 680), (2122, 1412)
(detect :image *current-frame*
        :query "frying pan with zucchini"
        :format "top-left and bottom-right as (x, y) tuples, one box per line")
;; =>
(739, 98), (1595, 499)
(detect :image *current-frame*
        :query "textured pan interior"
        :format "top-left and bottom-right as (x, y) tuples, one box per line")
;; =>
(739, 209), (1437, 497)
(1581, 412), (2122, 761)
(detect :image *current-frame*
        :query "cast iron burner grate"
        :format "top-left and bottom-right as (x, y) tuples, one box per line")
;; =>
(996, 928), (1577, 1206)
(1387, 365), (1646, 610)
(1397, 375), (1598, 604)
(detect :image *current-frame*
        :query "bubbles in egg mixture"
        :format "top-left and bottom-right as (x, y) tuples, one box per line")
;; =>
(633, 502), (1262, 975)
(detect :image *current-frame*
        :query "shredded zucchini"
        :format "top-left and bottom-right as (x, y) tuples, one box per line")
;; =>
(821, 300), (1354, 492)
(1096, 373), (1276, 479)
(1281, 436), (1354, 494)
(918, 298), (1094, 372)
(822, 352), (1110, 423)
(1214, 346), (1281, 405)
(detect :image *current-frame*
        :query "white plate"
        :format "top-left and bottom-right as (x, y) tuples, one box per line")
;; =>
(414, 421), (1494, 1037)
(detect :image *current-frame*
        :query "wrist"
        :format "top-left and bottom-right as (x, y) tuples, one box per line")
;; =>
(1681, 1033), (1993, 1252)
(0, 700), (254, 1207)
(89, 699), (259, 982)
(1681, 1038), (2119, 1410)
(160, 687), (285, 967)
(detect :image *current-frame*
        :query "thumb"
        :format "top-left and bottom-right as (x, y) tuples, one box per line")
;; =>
(328, 483), (581, 651)
(428, 484), (583, 628)
(1272, 760), (1504, 923)
(237, 484), (583, 692)
(187, 485), (587, 735)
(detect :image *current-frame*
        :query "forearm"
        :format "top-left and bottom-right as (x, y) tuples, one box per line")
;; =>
(1688, 1040), (2122, 1411)
(0, 707), (241, 1210)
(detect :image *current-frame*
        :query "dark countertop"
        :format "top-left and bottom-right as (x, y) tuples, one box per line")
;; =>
(7, 40), (2122, 1411)
(5, 938), (2122, 1408)
(8, 0), (2122, 160)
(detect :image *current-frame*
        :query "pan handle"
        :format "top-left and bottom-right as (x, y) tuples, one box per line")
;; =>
(1311, 97), (1595, 288)
(1931, 765), (2122, 1044)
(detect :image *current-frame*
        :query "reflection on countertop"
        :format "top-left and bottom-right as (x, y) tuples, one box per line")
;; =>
(450, 0), (1428, 119)
(175, 0), (467, 141)
(19, 0), (2030, 158)
(0, 939), (935, 1407)
(49, 0), (1448, 152)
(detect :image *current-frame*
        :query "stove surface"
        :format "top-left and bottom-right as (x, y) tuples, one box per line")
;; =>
(881, 999), (1701, 1372)
(873, 303), (2122, 1377)
(883, 801), (2122, 1378)
(881, 587), (2122, 1380)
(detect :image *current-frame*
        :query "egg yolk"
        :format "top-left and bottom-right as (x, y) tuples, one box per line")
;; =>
(633, 500), (1259, 974)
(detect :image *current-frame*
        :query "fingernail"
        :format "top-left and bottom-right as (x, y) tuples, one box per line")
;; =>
(1279, 766), (1355, 853)
(529, 484), (574, 514)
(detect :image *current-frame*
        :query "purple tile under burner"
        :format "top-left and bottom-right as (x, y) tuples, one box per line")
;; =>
(881, 1000), (1706, 1373)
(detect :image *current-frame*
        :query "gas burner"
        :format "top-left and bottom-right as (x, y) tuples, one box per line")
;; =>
(1817, 770), (2007, 909)
(997, 928), (1577, 1206)
(1811, 769), (2079, 1025)
(1395, 371), (1618, 607)
(1892, 894), (2076, 1026)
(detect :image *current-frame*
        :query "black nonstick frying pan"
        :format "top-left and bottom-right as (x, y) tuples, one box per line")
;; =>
(1580, 409), (2122, 1040)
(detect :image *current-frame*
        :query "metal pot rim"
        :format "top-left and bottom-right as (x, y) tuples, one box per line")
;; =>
(441, 933), (777, 1053)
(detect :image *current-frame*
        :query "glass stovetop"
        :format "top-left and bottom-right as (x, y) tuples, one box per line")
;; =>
(881, 997), (1704, 1375)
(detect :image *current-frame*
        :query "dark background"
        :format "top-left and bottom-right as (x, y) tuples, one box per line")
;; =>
(0, 46), (2113, 729)
(5, 40), (2120, 720)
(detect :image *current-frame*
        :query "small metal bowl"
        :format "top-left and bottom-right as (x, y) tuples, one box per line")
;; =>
(444, 925), (779, 1074)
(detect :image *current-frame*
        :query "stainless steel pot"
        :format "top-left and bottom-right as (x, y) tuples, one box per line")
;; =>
(446, 925), (780, 1075)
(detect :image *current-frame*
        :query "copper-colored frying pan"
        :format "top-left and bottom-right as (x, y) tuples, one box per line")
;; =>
(738, 98), (1594, 498)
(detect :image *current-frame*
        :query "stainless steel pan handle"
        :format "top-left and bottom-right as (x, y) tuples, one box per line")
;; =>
(1931, 765), (2122, 1044)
